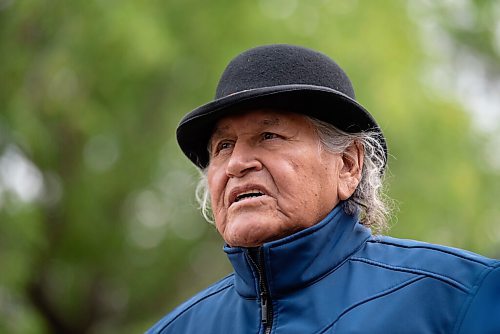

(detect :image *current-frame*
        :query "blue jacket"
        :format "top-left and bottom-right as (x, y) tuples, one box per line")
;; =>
(147, 206), (500, 333)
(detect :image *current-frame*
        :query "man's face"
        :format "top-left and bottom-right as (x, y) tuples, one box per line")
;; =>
(207, 109), (345, 247)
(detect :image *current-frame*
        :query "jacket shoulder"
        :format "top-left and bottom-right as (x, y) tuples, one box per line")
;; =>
(457, 264), (500, 333)
(354, 236), (500, 292)
(146, 274), (234, 334)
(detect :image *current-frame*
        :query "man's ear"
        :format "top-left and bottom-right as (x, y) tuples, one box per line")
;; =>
(338, 141), (364, 201)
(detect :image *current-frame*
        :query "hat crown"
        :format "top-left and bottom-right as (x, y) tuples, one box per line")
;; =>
(215, 44), (355, 100)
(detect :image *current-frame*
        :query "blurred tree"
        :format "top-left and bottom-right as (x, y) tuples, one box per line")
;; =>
(0, 0), (498, 333)
(400, 0), (500, 251)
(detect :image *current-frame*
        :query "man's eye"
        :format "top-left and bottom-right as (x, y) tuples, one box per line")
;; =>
(262, 132), (278, 140)
(215, 141), (233, 153)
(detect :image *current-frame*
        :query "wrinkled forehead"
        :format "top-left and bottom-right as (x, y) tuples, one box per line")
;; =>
(212, 114), (279, 137)
(209, 109), (310, 141)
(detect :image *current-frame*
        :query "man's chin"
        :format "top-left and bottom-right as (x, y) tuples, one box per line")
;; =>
(222, 215), (280, 248)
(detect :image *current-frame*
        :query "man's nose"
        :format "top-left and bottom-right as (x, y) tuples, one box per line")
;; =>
(225, 142), (262, 178)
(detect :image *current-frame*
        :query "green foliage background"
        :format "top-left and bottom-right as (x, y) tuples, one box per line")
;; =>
(1, 0), (499, 332)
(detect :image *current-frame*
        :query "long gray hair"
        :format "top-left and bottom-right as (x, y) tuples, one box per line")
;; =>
(195, 116), (392, 234)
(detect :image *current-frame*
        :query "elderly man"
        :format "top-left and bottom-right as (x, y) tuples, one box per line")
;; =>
(147, 45), (500, 333)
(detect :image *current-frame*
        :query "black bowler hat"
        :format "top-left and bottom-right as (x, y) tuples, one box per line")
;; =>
(176, 44), (387, 169)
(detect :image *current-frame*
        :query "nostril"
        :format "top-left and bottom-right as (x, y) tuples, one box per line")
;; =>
(226, 158), (263, 178)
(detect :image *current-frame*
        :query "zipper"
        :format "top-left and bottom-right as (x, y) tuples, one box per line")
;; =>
(248, 248), (273, 334)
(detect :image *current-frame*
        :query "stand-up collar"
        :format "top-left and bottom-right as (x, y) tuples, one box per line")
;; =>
(224, 205), (371, 298)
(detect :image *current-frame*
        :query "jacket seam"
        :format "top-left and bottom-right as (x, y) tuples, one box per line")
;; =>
(350, 257), (469, 292)
(156, 282), (233, 332)
(317, 275), (426, 333)
(367, 240), (492, 266)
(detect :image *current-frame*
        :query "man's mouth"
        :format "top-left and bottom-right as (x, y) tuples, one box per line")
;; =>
(229, 186), (268, 206)
(234, 190), (265, 203)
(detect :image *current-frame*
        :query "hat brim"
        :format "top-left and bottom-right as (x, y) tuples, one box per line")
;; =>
(176, 84), (387, 169)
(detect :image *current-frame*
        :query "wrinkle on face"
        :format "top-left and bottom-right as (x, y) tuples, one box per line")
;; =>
(206, 109), (347, 247)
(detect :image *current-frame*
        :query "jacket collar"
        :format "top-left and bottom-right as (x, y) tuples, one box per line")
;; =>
(224, 205), (372, 298)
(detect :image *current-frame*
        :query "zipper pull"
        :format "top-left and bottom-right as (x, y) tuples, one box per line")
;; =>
(260, 292), (268, 324)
